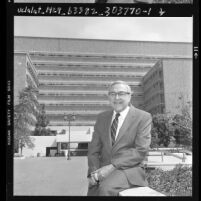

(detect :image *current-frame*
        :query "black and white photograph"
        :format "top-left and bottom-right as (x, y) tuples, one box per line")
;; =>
(12, 16), (194, 196)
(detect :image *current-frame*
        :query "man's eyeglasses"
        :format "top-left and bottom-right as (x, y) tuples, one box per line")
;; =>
(108, 91), (130, 97)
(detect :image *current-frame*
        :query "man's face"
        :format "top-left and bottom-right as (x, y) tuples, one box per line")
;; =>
(108, 84), (131, 113)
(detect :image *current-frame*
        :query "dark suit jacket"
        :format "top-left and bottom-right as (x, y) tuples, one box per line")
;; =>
(87, 106), (152, 186)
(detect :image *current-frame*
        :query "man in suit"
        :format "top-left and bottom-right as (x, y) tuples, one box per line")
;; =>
(87, 80), (152, 196)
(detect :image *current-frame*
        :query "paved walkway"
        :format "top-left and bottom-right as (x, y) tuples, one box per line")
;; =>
(147, 152), (192, 170)
(14, 157), (88, 196)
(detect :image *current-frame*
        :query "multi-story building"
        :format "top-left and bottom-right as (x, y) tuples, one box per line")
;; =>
(14, 36), (192, 133)
(143, 57), (192, 115)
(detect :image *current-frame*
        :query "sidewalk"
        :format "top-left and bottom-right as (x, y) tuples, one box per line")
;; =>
(14, 157), (88, 196)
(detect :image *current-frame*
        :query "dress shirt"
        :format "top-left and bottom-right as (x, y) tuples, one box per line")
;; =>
(111, 106), (130, 140)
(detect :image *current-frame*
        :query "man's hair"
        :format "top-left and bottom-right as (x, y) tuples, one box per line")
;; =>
(108, 80), (132, 94)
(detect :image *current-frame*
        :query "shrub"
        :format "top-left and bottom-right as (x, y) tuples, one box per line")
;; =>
(146, 164), (192, 196)
(151, 114), (175, 148)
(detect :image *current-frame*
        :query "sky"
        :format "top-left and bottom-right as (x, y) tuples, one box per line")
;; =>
(15, 17), (193, 42)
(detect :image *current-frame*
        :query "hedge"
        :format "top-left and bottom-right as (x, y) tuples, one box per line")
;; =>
(146, 164), (192, 196)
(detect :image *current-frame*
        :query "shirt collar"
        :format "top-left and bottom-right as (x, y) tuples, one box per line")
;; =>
(113, 106), (130, 119)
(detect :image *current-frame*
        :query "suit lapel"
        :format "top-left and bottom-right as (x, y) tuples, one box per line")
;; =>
(104, 110), (113, 149)
(112, 106), (136, 149)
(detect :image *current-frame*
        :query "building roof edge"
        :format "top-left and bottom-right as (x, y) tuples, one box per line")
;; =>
(14, 36), (192, 44)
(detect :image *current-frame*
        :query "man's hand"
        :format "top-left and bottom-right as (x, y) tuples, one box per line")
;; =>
(93, 164), (116, 181)
(88, 176), (98, 187)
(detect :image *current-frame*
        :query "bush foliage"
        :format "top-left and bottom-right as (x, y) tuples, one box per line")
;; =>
(146, 165), (192, 196)
(151, 114), (175, 148)
(33, 104), (53, 136)
(151, 112), (192, 149)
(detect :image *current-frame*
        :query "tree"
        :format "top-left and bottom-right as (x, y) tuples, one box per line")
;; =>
(151, 94), (192, 149)
(33, 104), (53, 136)
(151, 114), (175, 148)
(171, 97), (192, 149)
(14, 86), (40, 155)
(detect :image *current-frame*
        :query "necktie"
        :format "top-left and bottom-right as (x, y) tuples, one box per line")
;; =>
(111, 113), (120, 146)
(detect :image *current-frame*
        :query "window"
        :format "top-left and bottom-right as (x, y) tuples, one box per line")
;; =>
(61, 143), (69, 150)
(159, 71), (163, 77)
(160, 82), (163, 90)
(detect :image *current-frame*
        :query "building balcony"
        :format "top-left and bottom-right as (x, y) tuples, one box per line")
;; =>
(29, 52), (159, 65)
(40, 101), (143, 111)
(37, 94), (144, 102)
(38, 94), (108, 101)
(38, 80), (143, 86)
(37, 71), (146, 77)
(46, 110), (103, 115)
(37, 75), (143, 82)
(38, 100), (110, 105)
(39, 81), (143, 90)
(35, 63), (152, 73)
(44, 104), (111, 111)
(38, 88), (144, 94)
(38, 91), (144, 96)
(41, 102), (110, 106)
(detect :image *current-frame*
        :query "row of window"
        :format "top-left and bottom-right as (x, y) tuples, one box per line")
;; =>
(38, 73), (143, 78)
(38, 92), (144, 97)
(144, 93), (164, 107)
(31, 52), (153, 60)
(45, 103), (109, 106)
(46, 106), (109, 110)
(31, 53), (100, 58)
(39, 85), (143, 90)
(36, 63), (152, 70)
(144, 81), (164, 96)
(39, 82), (143, 87)
(39, 78), (142, 83)
(37, 68), (147, 73)
(143, 68), (163, 86)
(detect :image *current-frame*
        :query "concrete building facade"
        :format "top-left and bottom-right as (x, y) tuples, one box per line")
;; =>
(14, 36), (192, 133)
